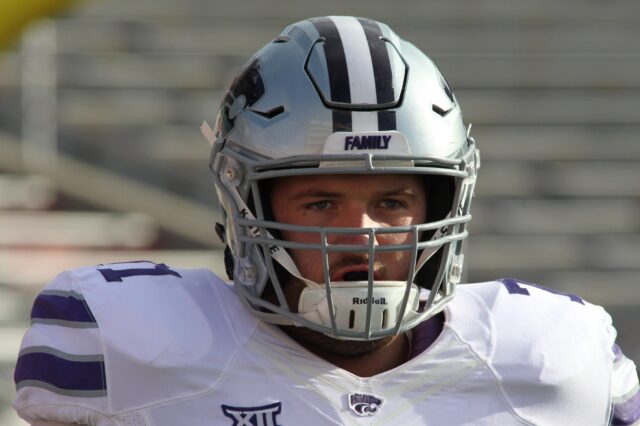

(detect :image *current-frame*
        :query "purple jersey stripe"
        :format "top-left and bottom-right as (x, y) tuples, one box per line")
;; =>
(31, 292), (96, 324)
(498, 278), (584, 305)
(613, 343), (624, 363)
(14, 351), (106, 392)
(612, 388), (640, 425)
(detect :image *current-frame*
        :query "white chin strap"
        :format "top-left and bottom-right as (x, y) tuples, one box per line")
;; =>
(298, 281), (420, 337)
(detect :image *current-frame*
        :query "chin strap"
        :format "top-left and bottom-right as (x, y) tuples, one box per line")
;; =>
(218, 171), (320, 288)
(297, 281), (421, 337)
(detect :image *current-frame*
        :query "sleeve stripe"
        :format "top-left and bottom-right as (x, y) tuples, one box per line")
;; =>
(31, 318), (98, 328)
(611, 344), (640, 425)
(19, 345), (104, 362)
(612, 354), (640, 398)
(23, 323), (102, 355)
(15, 379), (107, 398)
(614, 343), (624, 363)
(14, 350), (107, 394)
(31, 291), (97, 325)
(612, 388), (640, 426)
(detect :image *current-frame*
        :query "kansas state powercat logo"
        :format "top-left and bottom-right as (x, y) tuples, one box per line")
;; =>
(216, 58), (265, 137)
(348, 393), (384, 417)
(221, 402), (282, 426)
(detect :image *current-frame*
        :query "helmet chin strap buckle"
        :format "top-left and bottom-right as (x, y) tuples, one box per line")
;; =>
(235, 257), (257, 286)
(448, 254), (464, 284)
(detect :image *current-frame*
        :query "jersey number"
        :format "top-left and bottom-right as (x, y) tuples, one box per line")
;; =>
(499, 278), (583, 304)
(98, 262), (182, 282)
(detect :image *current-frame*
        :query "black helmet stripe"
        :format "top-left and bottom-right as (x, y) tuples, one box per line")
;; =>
(310, 17), (353, 132)
(377, 110), (397, 131)
(357, 18), (397, 131)
(311, 17), (398, 132)
(357, 18), (394, 105)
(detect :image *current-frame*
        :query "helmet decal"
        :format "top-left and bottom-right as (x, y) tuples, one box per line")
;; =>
(432, 72), (457, 117)
(216, 58), (265, 137)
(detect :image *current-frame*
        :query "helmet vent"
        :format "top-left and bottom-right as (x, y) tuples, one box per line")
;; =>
(349, 310), (356, 329)
(432, 104), (452, 117)
(273, 35), (291, 43)
(251, 105), (285, 119)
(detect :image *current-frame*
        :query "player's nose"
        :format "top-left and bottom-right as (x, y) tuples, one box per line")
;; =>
(330, 205), (380, 247)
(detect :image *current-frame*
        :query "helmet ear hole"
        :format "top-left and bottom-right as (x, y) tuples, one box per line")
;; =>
(414, 176), (456, 291)
(415, 247), (444, 291)
(425, 175), (456, 223)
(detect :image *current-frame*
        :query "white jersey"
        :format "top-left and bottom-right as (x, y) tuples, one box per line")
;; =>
(12, 261), (637, 425)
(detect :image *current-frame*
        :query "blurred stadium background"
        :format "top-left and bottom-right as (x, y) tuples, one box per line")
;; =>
(1, 0), (638, 424)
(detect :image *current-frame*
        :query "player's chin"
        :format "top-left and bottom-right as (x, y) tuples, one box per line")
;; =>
(282, 325), (394, 358)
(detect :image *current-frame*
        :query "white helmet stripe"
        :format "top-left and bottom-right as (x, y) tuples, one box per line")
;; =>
(357, 17), (396, 105)
(351, 111), (379, 132)
(310, 17), (352, 132)
(330, 16), (378, 106)
(309, 17), (399, 132)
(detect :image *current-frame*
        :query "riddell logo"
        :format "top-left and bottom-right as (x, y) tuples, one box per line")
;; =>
(352, 297), (387, 305)
(344, 135), (391, 150)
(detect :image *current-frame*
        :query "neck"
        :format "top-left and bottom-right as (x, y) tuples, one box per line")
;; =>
(327, 334), (410, 377)
(292, 331), (410, 377)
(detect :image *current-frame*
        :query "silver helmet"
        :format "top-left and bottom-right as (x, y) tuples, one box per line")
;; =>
(205, 16), (480, 340)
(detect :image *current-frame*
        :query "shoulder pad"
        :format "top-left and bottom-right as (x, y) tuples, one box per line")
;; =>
(14, 261), (258, 423)
(450, 279), (616, 424)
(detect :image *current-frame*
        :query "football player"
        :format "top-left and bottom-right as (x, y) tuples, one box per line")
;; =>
(14, 16), (640, 425)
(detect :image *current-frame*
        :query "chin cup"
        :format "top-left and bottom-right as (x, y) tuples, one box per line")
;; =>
(298, 281), (420, 335)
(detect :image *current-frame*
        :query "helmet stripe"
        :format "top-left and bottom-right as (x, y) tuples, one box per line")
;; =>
(309, 17), (351, 104)
(331, 16), (379, 132)
(310, 17), (353, 132)
(357, 18), (397, 131)
(333, 109), (353, 132)
(309, 17), (398, 132)
(357, 18), (395, 105)
(330, 16), (378, 106)
(378, 110), (397, 131)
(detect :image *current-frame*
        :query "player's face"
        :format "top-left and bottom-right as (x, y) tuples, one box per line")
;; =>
(270, 173), (427, 294)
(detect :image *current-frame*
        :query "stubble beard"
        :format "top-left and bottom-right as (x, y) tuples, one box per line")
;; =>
(277, 254), (398, 357)
(281, 324), (395, 358)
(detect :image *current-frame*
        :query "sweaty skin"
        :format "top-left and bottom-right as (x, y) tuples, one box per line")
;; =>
(269, 174), (428, 377)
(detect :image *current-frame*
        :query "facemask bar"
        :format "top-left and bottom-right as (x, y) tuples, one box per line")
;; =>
(212, 142), (478, 339)
(235, 219), (465, 339)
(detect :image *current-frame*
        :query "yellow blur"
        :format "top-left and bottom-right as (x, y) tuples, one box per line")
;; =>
(0, 0), (82, 49)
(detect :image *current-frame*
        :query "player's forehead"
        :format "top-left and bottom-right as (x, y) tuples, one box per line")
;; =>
(269, 173), (426, 199)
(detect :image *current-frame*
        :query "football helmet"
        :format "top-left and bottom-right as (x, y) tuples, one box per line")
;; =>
(205, 16), (479, 340)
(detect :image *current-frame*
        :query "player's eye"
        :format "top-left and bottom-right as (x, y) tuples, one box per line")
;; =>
(379, 199), (405, 209)
(305, 200), (332, 210)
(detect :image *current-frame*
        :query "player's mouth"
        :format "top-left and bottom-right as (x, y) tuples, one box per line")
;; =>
(331, 266), (381, 282)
